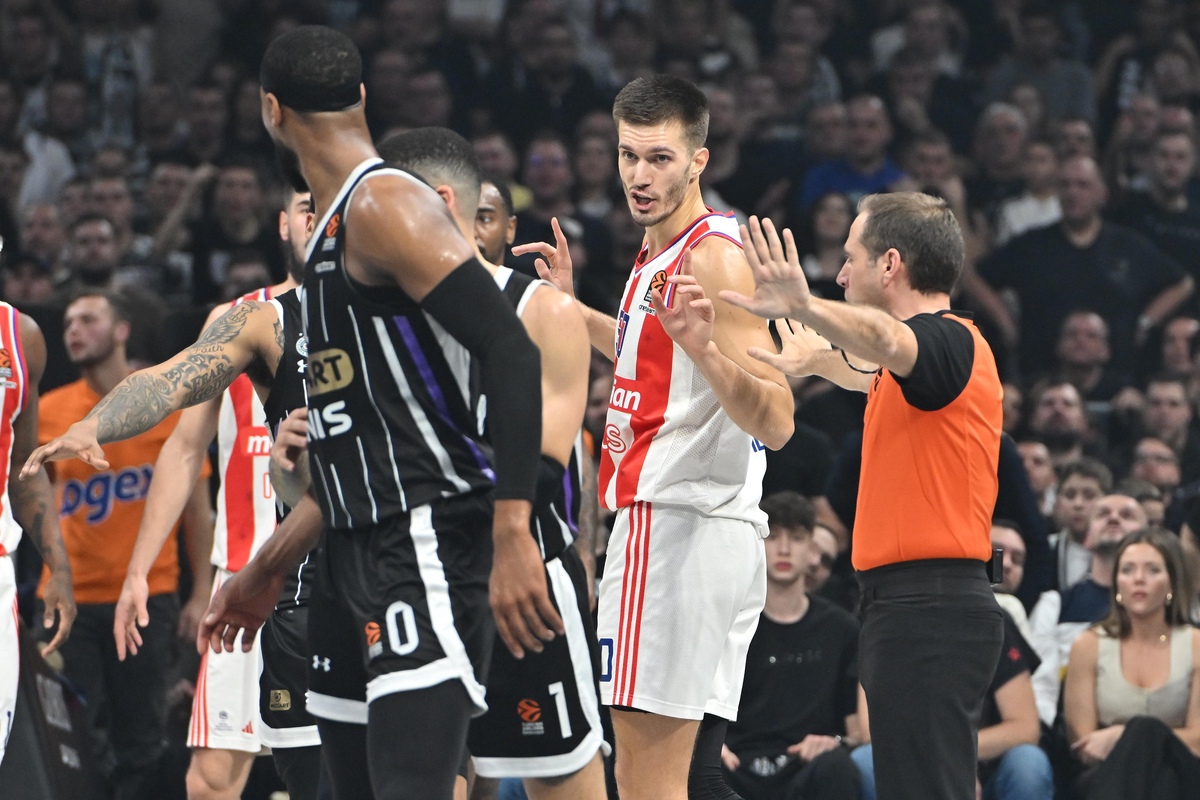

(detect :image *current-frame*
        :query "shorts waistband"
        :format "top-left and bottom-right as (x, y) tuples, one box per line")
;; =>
(856, 558), (989, 597)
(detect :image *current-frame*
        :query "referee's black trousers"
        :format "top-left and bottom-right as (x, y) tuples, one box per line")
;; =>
(857, 559), (1003, 800)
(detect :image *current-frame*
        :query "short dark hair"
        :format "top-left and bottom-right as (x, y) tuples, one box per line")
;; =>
(760, 491), (816, 532)
(260, 25), (363, 113)
(992, 518), (1025, 537)
(376, 127), (483, 219)
(856, 192), (965, 294)
(1146, 372), (1190, 397)
(70, 212), (115, 235)
(480, 171), (515, 218)
(612, 75), (709, 151)
(1057, 457), (1113, 493)
(66, 288), (134, 324)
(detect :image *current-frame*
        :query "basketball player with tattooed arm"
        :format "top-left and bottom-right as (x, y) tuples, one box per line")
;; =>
(21, 189), (324, 799)
(195, 26), (555, 800)
(516, 75), (795, 800)
(0, 295), (76, 768)
(376, 128), (604, 800)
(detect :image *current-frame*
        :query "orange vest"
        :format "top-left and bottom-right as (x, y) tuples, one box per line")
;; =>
(38, 379), (210, 604)
(852, 313), (1003, 571)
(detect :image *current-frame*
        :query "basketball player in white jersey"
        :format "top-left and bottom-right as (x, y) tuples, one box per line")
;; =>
(513, 76), (795, 800)
(0, 297), (76, 767)
(21, 190), (321, 799)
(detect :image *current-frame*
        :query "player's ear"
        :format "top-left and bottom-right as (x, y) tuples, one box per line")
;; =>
(691, 146), (709, 180)
(261, 90), (283, 129)
(435, 184), (456, 215)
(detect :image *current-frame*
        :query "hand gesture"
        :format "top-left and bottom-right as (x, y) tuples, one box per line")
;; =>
(511, 217), (577, 299)
(271, 408), (308, 473)
(21, 420), (108, 479)
(650, 249), (714, 356)
(489, 503), (564, 659)
(746, 319), (833, 377)
(786, 734), (842, 763)
(721, 744), (741, 771)
(113, 573), (150, 660)
(1071, 725), (1124, 766)
(39, 565), (75, 657)
(720, 216), (812, 320)
(197, 564), (284, 655)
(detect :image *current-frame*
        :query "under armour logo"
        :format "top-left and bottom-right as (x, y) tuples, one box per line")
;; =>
(312, 655), (331, 672)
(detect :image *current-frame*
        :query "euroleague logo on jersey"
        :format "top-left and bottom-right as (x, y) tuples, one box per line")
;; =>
(517, 699), (541, 722)
(0, 347), (15, 388)
(642, 269), (668, 303)
(325, 213), (340, 239)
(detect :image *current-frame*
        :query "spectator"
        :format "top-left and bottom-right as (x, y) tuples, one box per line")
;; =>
(773, 2), (842, 104)
(1018, 438), (1058, 518)
(38, 291), (211, 799)
(172, 80), (228, 166)
(3, 77), (76, 212)
(598, 10), (657, 97)
(871, 45), (975, 154)
(993, 138), (1061, 246)
(1026, 380), (1096, 467)
(702, 84), (783, 221)
(57, 175), (91, 227)
(364, 48), (412, 138)
(404, 67), (456, 130)
(984, 2), (1095, 124)
(89, 176), (152, 267)
(797, 192), (852, 300)
(1101, 92), (1161, 195)
(571, 133), (617, 222)
(871, 0), (964, 77)
(473, 130), (530, 210)
(992, 519), (1034, 634)
(1030, 493), (1148, 725)
(1054, 116), (1098, 160)
(1052, 311), (1132, 403)
(17, 203), (68, 275)
(974, 155), (1193, 378)
(1002, 382), (1023, 434)
(1112, 130), (1200, 313)
(802, 100), (849, 164)
(227, 77), (273, 165)
(58, 213), (121, 296)
(1116, 476), (1169, 527)
(966, 103), (1028, 228)
(1141, 374), (1200, 482)
(1006, 81), (1049, 141)
(135, 81), (185, 168)
(1161, 316), (1200, 374)
(797, 95), (907, 208)
(220, 249), (272, 301)
(5, 8), (63, 134)
(805, 523), (839, 596)
(769, 40), (837, 138)
(720, 492), (862, 800)
(43, 74), (93, 167)
(2, 252), (55, 306)
(1048, 458), (1114, 591)
(0, 140), (27, 244)
(1063, 529), (1200, 799)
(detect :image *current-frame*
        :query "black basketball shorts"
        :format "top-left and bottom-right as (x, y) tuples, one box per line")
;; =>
(469, 546), (608, 779)
(305, 493), (495, 725)
(258, 605), (321, 748)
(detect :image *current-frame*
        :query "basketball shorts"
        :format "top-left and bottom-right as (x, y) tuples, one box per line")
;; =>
(258, 604), (321, 749)
(470, 546), (608, 779)
(189, 568), (264, 753)
(306, 494), (494, 725)
(0, 556), (17, 766)
(597, 501), (766, 721)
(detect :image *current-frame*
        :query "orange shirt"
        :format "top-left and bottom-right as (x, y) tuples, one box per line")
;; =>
(852, 313), (1003, 571)
(38, 379), (210, 604)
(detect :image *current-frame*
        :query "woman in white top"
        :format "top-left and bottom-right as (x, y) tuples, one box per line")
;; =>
(1063, 529), (1200, 800)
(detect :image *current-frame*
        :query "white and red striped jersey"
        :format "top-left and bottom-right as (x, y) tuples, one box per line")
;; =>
(599, 211), (767, 529)
(0, 304), (27, 558)
(212, 288), (276, 572)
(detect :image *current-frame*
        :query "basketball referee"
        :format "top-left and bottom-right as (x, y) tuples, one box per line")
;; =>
(723, 193), (1005, 800)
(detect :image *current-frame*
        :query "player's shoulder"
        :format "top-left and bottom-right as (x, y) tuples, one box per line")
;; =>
(349, 166), (439, 220)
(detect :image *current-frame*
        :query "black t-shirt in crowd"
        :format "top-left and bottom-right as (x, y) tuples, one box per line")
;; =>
(725, 596), (860, 759)
(1111, 192), (1200, 304)
(978, 222), (1184, 377)
(763, 419), (835, 500)
(980, 610), (1039, 740)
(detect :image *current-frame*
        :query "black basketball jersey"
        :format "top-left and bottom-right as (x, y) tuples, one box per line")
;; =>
(263, 288), (314, 608)
(302, 159), (495, 529)
(493, 267), (582, 562)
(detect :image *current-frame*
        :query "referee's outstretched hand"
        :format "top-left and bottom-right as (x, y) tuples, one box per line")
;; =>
(747, 319), (834, 378)
(719, 216), (812, 320)
(491, 500), (564, 659)
(197, 563), (284, 655)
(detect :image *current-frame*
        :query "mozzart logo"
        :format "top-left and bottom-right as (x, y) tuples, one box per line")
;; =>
(306, 348), (354, 396)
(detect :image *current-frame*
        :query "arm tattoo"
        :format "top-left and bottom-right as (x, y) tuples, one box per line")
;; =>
(87, 302), (259, 443)
(9, 471), (67, 568)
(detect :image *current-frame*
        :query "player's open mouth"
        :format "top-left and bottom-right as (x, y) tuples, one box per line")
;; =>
(630, 192), (654, 211)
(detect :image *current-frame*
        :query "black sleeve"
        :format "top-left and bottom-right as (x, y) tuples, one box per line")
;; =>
(993, 433), (1054, 610)
(989, 611), (1031, 694)
(420, 258), (542, 502)
(892, 314), (975, 412)
(1127, 230), (1186, 296)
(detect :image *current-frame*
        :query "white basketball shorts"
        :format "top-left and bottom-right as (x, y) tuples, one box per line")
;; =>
(597, 501), (766, 721)
(0, 556), (17, 766)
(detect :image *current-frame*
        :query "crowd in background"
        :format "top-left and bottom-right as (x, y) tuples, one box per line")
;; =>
(6, 0), (1200, 798)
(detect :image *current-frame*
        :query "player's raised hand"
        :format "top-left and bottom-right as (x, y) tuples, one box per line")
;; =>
(512, 217), (576, 299)
(719, 216), (812, 320)
(20, 419), (109, 479)
(197, 564), (284, 655)
(113, 573), (150, 660)
(490, 500), (563, 659)
(651, 248), (714, 356)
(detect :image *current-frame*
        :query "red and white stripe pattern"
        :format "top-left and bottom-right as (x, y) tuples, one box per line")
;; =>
(599, 212), (766, 525)
(610, 501), (651, 707)
(188, 571), (220, 747)
(212, 288), (278, 573)
(0, 304), (28, 559)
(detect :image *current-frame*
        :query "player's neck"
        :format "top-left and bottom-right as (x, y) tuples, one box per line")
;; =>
(763, 581), (810, 624)
(455, 220), (498, 276)
(644, 190), (708, 259)
(83, 353), (131, 398)
(297, 127), (379, 219)
(270, 276), (300, 295)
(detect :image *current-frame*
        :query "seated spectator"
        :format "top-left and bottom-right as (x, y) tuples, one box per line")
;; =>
(473, 130), (531, 213)
(1116, 477), (1167, 527)
(720, 492), (862, 800)
(809, 521), (857, 613)
(1130, 436), (1183, 507)
(1002, 382), (1023, 435)
(853, 610), (1054, 800)
(993, 138), (1061, 246)
(993, 519), (1033, 638)
(220, 249), (272, 301)
(1025, 380), (1098, 467)
(1018, 438), (1057, 519)
(1051, 311), (1133, 404)
(869, 45), (975, 154)
(2, 252), (55, 306)
(973, 155), (1192, 379)
(1161, 316), (1200, 375)
(1063, 529), (1200, 799)
(1054, 117), (1097, 161)
(797, 192), (852, 300)
(965, 103), (1028, 228)
(1048, 459), (1113, 592)
(1101, 92), (1160, 195)
(1030, 493), (1148, 725)
(797, 95), (907, 209)
(1140, 374), (1200, 484)
(18, 203), (67, 277)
